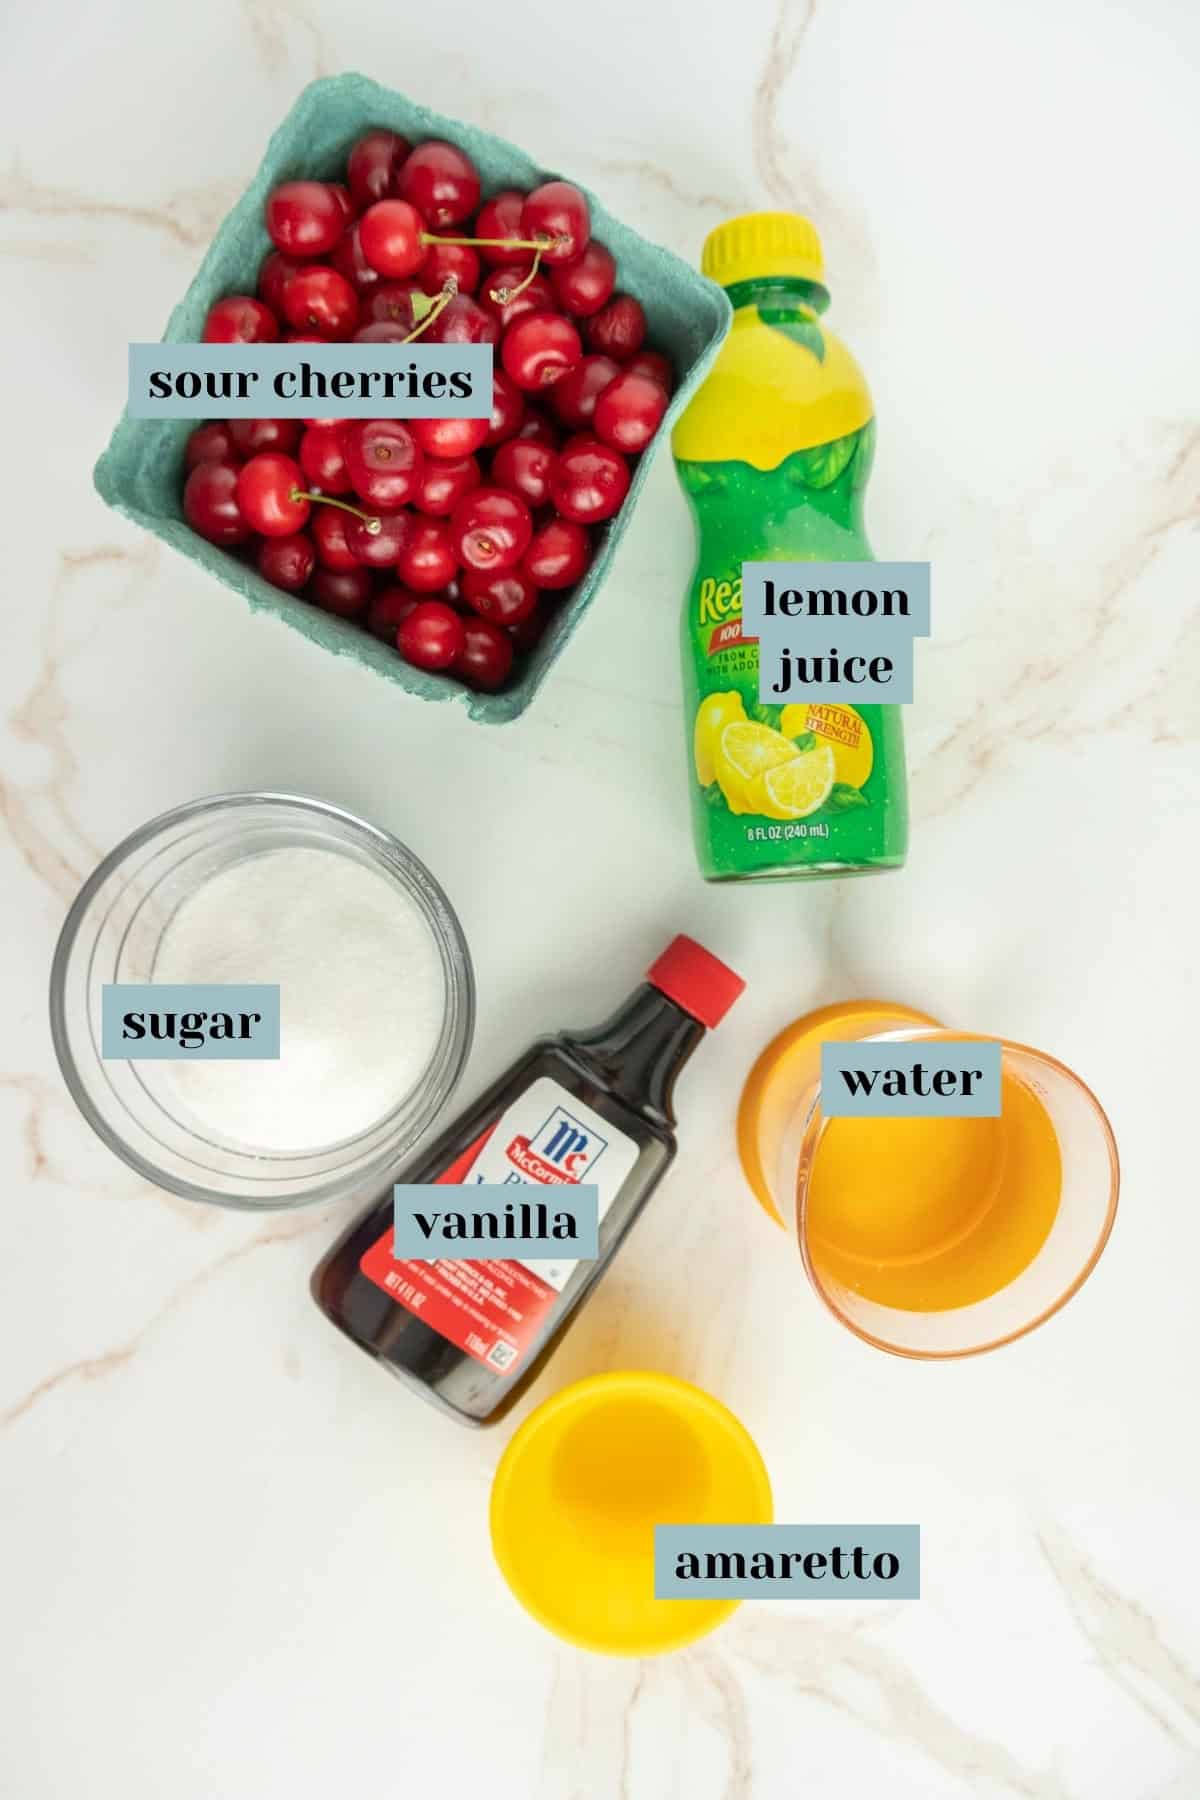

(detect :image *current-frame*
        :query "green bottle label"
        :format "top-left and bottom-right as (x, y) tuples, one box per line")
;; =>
(678, 422), (908, 881)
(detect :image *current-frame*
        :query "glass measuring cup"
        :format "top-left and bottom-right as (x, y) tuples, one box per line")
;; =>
(737, 1003), (1119, 1357)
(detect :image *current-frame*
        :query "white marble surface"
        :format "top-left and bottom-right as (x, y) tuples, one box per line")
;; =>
(3, 1), (1199, 1795)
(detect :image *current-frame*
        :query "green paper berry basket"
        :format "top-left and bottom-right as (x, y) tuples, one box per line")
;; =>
(94, 73), (731, 723)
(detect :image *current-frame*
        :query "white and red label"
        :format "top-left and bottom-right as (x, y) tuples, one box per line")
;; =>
(359, 1078), (637, 1374)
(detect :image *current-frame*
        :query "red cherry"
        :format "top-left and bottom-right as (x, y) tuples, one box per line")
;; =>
(460, 566), (538, 627)
(474, 190), (526, 264)
(329, 184), (354, 224)
(282, 266), (359, 338)
(265, 181), (346, 256)
(520, 180), (590, 265)
(509, 604), (549, 653)
(345, 510), (410, 568)
(363, 280), (426, 331)
(593, 369), (669, 453)
(183, 461), (249, 545)
(515, 409), (559, 448)
(184, 423), (236, 469)
(398, 599), (466, 670)
(347, 129), (411, 209)
(586, 293), (646, 359)
(236, 453), (309, 536)
(397, 518), (458, 591)
(449, 486), (533, 573)
(331, 224), (383, 295)
(419, 235), (481, 297)
(478, 264), (555, 331)
(485, 370), (526, 446)
(412, 451), (480, 516)
(501, 311), (582, 390)
(396, 140), (481, 229)
(341, 419), (423, 508)
(203, 296), (278, 344)
(311, 506), (361, 570)
(359, 200), (428, 277)
(454, 616), (514, 689)
(299, 422), (353, 494)
(411, 415), (490, 459)
(522, 516), (591, 588)
(256, 531), (315, 592)
(550, 354), (620, 429)
(490, 438), (555, 509)
(549, 438), (630, 522)
(258, 250), (309, 316)
(425, 293), (498, 345)
(310, 565), (372, 617)
(550, 242), (616, 317)
(352, 320), (411, 343)
(368, 583), (420, 642)
(227, 418), (302, 458)
(625, 349), (674, 393)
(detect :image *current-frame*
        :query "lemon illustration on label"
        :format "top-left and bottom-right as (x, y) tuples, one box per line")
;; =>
(715, 720), (797, 814)
(781, 702), (874, 790)
(694, 690), (746, 786)
(760, 745), (836, 819)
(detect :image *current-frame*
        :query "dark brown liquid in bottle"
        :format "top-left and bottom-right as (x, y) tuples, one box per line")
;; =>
(311, 984), (705, 1426)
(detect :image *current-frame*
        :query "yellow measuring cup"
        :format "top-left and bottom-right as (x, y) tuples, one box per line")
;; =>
(489, 1370), (772, 1656)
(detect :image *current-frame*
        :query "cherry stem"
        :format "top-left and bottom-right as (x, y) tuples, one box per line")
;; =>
(488, 244), (544, 308)
(290, 490), (382, 535)
(401, 282), (456, 343)
(422, 231), (552, 252)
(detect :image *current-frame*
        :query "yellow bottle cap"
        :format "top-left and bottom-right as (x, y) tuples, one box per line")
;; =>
(701, 210), (825, 289)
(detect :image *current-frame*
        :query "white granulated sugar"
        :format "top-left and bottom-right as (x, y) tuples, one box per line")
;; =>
(153, 845), (446, 1152)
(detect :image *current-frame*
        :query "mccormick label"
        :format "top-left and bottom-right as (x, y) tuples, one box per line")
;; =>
(359, 1077), (638, 1375)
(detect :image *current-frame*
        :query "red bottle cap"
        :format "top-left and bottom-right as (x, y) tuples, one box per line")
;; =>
(646, 935), (746, 1029)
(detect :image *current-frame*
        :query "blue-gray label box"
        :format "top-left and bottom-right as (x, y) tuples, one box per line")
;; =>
(655, 1525), (920, 1599)
(821, 1040), (1002, 1117)
(743, 560), (930, 704)
(392, 1184), (600, 1259)
(101, 985), (280, 1059)
(128, 343), (493, 418)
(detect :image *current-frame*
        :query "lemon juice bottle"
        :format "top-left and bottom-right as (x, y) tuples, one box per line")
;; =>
(673, 212), (908, 880)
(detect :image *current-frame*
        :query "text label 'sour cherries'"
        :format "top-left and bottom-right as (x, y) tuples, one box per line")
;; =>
(183, 462), (249, 545)
(398, 600), (466, 671)
(550, 438), (631, 523)
(586, 293), (647, 360)
(520, 181), (590, 265)
(346, 129), (411, 209)
(341, 419), (424, 508)
(461, 566), (538, 627)
(501, 311), (582, 390)
(593, 370), (669, 454)
(522, 517), (591, 589)
(236, 454), (310, 537)
(397, 141), (481, 229)
(359, 200), (428, 278)
(257, 532), (315, 593)
(203, 297), (279, 345)
(266, 181), (347, 256)
(455, 616), (514, 690)
(450, 487), (533, 573)
(282, 266), (359, 338)
(550, 242), (617, 318)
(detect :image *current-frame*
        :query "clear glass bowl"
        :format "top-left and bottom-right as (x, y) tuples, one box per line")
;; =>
(49, 792), (474, 1210)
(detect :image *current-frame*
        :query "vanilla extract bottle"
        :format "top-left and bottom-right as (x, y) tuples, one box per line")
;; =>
(312, 936), (744, 1426)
